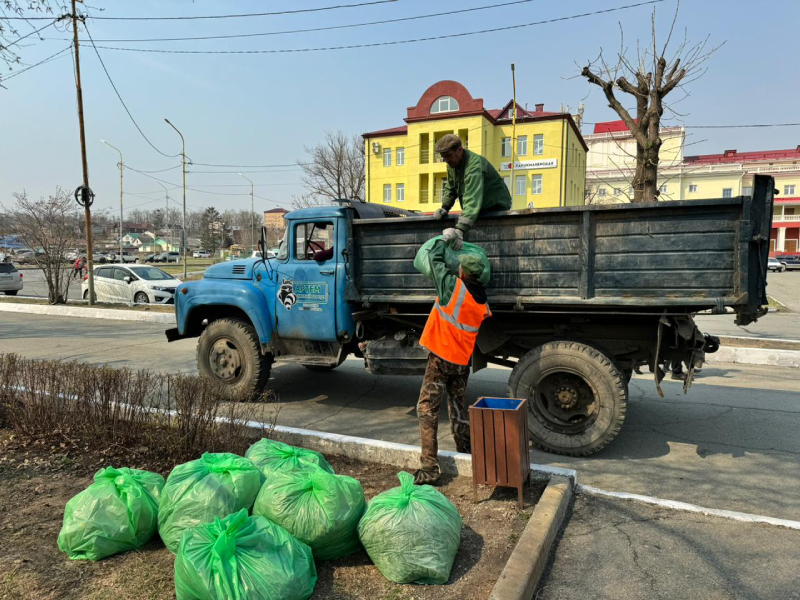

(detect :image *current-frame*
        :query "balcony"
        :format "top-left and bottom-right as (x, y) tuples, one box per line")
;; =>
(774, 214), (800, 222)
(420, 148), (429, 164)
(420, 189), (429, 204)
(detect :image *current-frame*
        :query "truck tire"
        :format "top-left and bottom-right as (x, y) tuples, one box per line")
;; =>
(196, 318), (271, 398)
(507, 341), (627, 456)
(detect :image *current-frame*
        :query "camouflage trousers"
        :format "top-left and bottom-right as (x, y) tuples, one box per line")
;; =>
(417, 353), (471, 473)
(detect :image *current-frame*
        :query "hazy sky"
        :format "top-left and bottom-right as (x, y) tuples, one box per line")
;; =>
(2, 0), (798, 219)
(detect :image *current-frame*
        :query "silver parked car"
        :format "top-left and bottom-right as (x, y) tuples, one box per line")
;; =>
(82, 264), (181, 304)
(0, 262), (23, 295)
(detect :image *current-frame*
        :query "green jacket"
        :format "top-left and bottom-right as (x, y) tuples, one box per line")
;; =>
(427, 239), (459, 306)
(443, 149), (512, 233)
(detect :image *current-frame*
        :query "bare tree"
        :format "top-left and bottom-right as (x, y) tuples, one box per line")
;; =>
(581, 2), (720, 202)
(1, 1), (66, 75)
(298, 131), (365, 206)
(6, 188), (80, 304)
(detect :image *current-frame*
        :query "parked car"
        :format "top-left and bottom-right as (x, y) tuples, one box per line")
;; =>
(142, 253), (158, 263)
(774, 254), (800, 270)
(193, 250), (211, 259)
(106, 250), (138, 263)
(14, 250), (36, 264)
(159, 251), (181, 263)
(82, 264), (181, 304)
(0, 262), (23, 295)
(250, 250), (276, 259)
(768, 257), (787, 272)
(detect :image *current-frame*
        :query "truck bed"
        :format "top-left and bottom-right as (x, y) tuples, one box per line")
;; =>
(352, 175), (774, 323)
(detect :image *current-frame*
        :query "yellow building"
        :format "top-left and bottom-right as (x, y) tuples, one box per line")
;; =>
(362, 80), (587, 212)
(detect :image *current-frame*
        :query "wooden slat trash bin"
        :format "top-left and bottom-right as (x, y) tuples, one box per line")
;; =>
(469, 397), (530, 508)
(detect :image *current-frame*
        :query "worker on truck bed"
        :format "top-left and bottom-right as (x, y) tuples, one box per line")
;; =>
(434, 133), (512, 250)
(414, 239), (491, 485)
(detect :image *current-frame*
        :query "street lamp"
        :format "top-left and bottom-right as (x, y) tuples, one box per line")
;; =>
(239, 173), (255, 253)
(165, 118), (187, 280)
(157, 182), (170, 255)
(101, 139), (123, 261)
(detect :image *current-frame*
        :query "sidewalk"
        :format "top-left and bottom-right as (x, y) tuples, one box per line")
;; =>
(537, 493), (800, 600)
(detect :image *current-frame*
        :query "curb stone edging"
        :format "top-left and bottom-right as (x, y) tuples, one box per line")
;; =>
(707, 345), (800, 368)
(0, 301), (174, 323)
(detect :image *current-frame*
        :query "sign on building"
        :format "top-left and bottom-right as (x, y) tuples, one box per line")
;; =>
(500, 159), (558, 171)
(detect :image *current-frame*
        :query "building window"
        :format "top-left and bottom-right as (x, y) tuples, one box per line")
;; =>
(689, 184), (698, 193)
(532, 174), (542, 195)
(396, 183), (404, 202)
(515, 175), (526, 196)
(785, 185), (796, 196)
(659, 185), (668, 193)
(383, 184), (391, 203)
(503, 176), (511, 192)
(396, 147), (404, 166)
(742, 186), (753, 196)
(598, 188), (607, 197)
(517, 135), (527, 156)
(722, 188), (732, 198)
(430, 96), (459, 114)
(383, 148), (391, 167)
(501, 137), (511, 157)
(614, 188), (622, 196)
(533, 134), (544, 155)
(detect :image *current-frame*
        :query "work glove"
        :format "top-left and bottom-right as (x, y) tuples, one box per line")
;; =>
(433, 207), (449, 220)
(442, 227), (463, 251)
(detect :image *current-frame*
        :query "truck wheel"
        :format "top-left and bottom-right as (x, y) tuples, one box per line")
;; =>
(507, 341), (627, 456)
(196, 318), (271, 398)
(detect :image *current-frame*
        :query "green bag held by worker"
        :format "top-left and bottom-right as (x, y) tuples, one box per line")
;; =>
(245, 438), (334, 478)
(357, 471), (462, 585)
(252, 467), (365, 560)
(158, 452), (263, 553)
(174, 508), (317, 600)
(57, 466), (165, 561)
(414, 235), (491, 287)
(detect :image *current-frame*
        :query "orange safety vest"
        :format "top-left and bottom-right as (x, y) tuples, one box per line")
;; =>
(420, 278), (491, 366)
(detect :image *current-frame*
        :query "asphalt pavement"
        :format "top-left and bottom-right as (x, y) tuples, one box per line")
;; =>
(1, 312), (798, 524)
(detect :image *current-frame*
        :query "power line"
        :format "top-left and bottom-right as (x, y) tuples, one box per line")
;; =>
(0, 44), (71, 82)
(82, 23), (182, 159)
(584, 121), (800, 129)
(2, 17), (60, 48)
(190, 162), (303, 168)
(93, 1), (665, 55)
(86, 0), (397, 21)
(65, 1), (533, 43)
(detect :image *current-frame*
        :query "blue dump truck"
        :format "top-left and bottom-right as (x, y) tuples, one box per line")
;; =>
(166, 174), (775, 456)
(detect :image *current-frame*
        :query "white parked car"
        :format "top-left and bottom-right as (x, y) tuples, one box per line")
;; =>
(0, 262), (23, 295)
(250, 250), (276, 259)
(193, 250), (211, 259)
(82, 264), (181, 304)
(106, 250), (138, 263)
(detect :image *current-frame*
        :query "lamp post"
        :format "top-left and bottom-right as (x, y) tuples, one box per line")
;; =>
(157, 182), (170, 255)
(239, 173), (255, 253)
(165, 118), (187, 280)
(101, 139), (123, 261)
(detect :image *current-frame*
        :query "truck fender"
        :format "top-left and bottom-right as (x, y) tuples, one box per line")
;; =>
(176, 282), (273, 346)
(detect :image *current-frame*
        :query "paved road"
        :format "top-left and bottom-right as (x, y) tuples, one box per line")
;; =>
(696, 311), (800, 340)
(766, 268), (800, 312)
(1, 312), (798, 523)
(13, 268), (83, 300)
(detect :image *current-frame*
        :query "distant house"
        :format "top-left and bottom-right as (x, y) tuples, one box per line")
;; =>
(263, 208), (288, 231)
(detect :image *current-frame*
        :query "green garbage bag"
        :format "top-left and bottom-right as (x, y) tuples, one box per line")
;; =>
(158, 452), (263, 553)
(174, 509), (317, 600)
(413, 235), (491, 287)
(245, 438), (334, 478)
(252, 467), (365, 560)
(57, 466), (165, 561)
(357, 472), (462, 584)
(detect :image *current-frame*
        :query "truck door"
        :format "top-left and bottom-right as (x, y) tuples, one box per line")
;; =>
(275, 220), (338, 342)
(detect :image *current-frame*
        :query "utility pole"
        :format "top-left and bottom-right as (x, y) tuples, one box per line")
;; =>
(511, 63), (517, 203)
(157, 182), (170, 255)
(71, 0), (94, 305)
(165, 119), (187, 280)
(239, 173), (255, 252)
(101, 139), (123, 260)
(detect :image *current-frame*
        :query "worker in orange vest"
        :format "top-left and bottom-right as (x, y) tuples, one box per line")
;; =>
(414, 239), (491, 485)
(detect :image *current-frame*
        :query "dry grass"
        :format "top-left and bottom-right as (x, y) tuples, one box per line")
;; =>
(0, 353), (277, 461)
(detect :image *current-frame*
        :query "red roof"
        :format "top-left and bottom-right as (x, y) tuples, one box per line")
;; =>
(264, 208), (288, 214)
(593, 120), (635, 134)
(362, 125), (408, 139)
(684, 146), (800, 165)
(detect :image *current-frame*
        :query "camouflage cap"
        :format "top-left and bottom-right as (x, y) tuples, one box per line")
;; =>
(458, 253), (484, 279)
(435, 133), (462, 154)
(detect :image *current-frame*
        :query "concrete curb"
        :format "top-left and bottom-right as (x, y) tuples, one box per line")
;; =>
(707, 345), (800, 368)
(488, 477), (572, 600)
(0, 301), (174, 323)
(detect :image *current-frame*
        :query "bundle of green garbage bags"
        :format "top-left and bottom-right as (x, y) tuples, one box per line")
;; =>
(174, 509), (317, 600)
(245, 438), (334, 477)
(358, 471), (462, 584)
(414, 235), (491, 287)
(158, 452), (263, 553)
(253, 467), (366, 560)
(57, 466), (165, 561)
